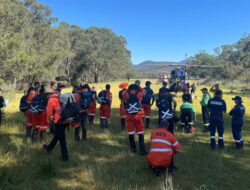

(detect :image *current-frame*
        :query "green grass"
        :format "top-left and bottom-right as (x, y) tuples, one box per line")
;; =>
(0, 80), (250, 190)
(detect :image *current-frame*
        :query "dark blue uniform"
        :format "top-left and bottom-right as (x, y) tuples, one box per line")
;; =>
(229, 104), (245, 147)
(207, 96), (227, 149)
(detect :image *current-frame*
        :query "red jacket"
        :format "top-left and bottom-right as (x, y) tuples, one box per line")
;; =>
(147, 128), (181, 168)
(46, 92), (61, 124)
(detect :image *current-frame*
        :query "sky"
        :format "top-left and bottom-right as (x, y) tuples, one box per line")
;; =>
(38, 0), (250, 64)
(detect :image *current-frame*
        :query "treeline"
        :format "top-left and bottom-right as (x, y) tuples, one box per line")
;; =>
(187, 34), (250, 82)
(0, 0), (131, 88)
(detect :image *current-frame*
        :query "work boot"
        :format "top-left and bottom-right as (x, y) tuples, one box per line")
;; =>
(100, 119), (105, 128)
(129, 135), (136, 153)
(74, 127), (80, 141)
(104, 119), (109, 128)
(139, 134), (147, 155)
(62, 153), (69, 161)
(240, 142), (244, 148)
(89, 116), (94, 128)
(146, 118), (150, 129)
(31, 129), (38, 143)
(82, 130), (87, 140)
(120, 119), (125, 130)
(235, 142), (241, 149)
(26, 127), (32, 138)
(43, 144), (52, 153)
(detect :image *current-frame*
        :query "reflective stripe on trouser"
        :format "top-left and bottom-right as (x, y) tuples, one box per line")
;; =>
(232, 124), (243, 145)
(210, 119), (224, 149)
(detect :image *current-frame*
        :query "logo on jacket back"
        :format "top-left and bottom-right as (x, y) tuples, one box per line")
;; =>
(97, 90), (108, 105)
(29, 95), (46, 113)
(124, 85), (142, 114)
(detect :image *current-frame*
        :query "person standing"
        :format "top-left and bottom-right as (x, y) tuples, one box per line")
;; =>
(124, 83), (147, 155)
(142, 81), (155, 129)
(88, 86), (97, 128)
(210, 83), (220, 96)
(207, 90), (227, 150)
(156, 88), (177, 133)
(78, 84), (92, 140)
(200, 88), (211, 132)
(190, 83), (196, 97)
(159, 81), (168, 97)
(118, 83), (128, 130)
(0, 88), (6, 126)
(43, 89), (69, 161)
(229, 96), (245, 148)
(98, 84), (112, 128)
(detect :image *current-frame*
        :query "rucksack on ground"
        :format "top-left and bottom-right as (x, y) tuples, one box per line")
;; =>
(97, 90), (107, 105)
(124, 84), (142, 114)
(19, 95), (28, 112)
(142, 88), (154, 104)
(80, 91), (92, 109)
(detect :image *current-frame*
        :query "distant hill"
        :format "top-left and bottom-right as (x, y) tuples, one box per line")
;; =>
(132, 60), (186, 71)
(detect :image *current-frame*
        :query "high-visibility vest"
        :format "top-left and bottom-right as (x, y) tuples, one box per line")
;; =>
(147, 128), (181, 168)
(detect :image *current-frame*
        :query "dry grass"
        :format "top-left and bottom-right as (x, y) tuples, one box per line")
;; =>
(0, 80), (250, 190)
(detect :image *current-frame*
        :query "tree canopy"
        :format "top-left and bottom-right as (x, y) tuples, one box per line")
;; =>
(0, 0), (131, 87)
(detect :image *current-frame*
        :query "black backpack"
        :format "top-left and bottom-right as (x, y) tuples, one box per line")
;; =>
(19, 95), (29, 112)
(97, 90), (107, 105)
(80, 91), (92, 109)
(141, 87), (154, 104)
(124, 85), (142, 114)
(59, 93), (80, 123)
(0, 96), (5, 109)
(29, 95), (45, 113)
(157, 95), (173, 120)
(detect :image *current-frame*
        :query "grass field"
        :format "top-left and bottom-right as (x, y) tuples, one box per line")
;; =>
(0, 80), (250, 190)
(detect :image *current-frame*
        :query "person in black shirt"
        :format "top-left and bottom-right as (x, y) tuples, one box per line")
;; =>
(0, 88), (6, 126)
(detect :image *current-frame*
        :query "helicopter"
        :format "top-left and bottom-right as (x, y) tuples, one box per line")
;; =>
(155, 63), (218, 92)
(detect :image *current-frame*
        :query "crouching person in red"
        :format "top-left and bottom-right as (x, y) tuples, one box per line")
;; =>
(124, 84), (147, 155)
(147, 120), (181, 176)
(43, 90), (69, 161)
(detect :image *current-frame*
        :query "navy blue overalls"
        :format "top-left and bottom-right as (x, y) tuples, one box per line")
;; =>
(208, 96), (227, 149)
(229, 104), (245, 148)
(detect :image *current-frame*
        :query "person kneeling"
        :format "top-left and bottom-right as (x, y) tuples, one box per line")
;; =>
(180, 95), (196, 133)
(147, 120), (181, 176)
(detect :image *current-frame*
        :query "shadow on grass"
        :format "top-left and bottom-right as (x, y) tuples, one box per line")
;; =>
(1, 108), (250, 190)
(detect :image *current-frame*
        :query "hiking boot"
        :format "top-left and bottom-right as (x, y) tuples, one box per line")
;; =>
(129, 135), (136, 153)
(139, 134), (147, 155)
(74, 136), (80, 141)
(62, 156), (69, 162)
(139, 149), (148, 156)
(43, 144), (52, 153)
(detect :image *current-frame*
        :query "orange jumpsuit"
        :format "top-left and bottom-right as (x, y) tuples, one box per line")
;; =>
(123, 89), (144, 135)
(100, 91), (112, 119)
(25, 90), (37, 129)
(147, 128), (181, 168)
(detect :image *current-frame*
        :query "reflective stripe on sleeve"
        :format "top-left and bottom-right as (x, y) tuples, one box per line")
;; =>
(150, 148), (172, 152)
(152, 139), (172, 146)
(137, 131), (144, 134)
(172, 141), (179, 146)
